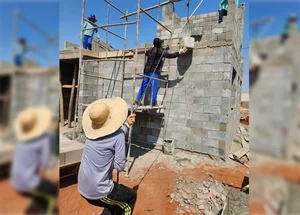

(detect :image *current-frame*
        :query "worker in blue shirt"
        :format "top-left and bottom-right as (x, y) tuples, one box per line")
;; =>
(14, 38), (27, 67)
(218, 0), (228, 24)
(82, 14), (100, 50)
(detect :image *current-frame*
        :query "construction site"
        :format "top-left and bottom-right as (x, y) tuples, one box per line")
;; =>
(58, 0), (250, 214)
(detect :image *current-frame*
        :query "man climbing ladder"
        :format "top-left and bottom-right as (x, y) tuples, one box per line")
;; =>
(134, 38), (188, 107)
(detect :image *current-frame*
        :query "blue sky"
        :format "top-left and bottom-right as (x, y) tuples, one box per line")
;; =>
(0, 2), (59, 66)
(60, 0), (249, 92)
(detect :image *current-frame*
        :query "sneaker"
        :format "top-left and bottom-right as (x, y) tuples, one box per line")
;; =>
(152, 103), (159, 107)
(218, 20), (222, 24)
(134, 100), (142, 106)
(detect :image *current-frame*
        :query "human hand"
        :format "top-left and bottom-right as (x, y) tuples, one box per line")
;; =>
(179, 46), (188, 55)
(127, 114), (136, 125)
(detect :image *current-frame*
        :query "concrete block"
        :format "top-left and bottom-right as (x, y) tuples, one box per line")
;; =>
(223, 72), (231, 80)
(204, 89), (221, 97)
(181, 36), (195, 48)
(209, 97), (222, 105)
(173, 88), (186, 96)
(213, 46), (231, 55)
(192, 128), (208, 137)
(206, 55), (224, 63)
(203, 122), (220, 131)
(172, 118), (187, 126)
(172, 103), (189, 111)
(172, 132), (187, 142)
(194, 97), (210, 105)
(220, 123), (227, 132)
(185, 96), (194, 104)
(208, 131), (227, 141)
(212, 28), (224, 34)
(213, 63), (232, 72)
(226, 31), (233, 41)
(205, 72), (223, 81)
(195, 64), (213, 73)
(204, 106), (221, 114)
(193, 56), (206, 64)
(192, 81), (210, 89)
(219, 115), (228, 123)
(187, 119), (203, 128)
(187, 135), (202, 145)
(191, 113), (209, 121)
(188, 72), (205, 80)
(177, 126), (192, 135)
(210, 80), (230, 89)
(201, 138), (220, 148)
(221, 89), (231, 98)
(169, 110), (189, 119)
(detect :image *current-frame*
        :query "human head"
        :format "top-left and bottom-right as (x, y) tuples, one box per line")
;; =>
(153, 38), (164, 48)
(88, 14), (98, 23)
(289, 14), (297, 22)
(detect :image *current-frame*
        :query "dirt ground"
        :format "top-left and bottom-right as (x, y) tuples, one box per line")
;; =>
(58, 144), (248, 215)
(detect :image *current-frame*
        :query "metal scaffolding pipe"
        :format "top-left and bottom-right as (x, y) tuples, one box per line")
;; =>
(104, 0), (126, 15)
(19, 14), (50, 38)
(120, 0), (182, 19)
(182, 0), (204, 28)
(84, 18), (125, 40)
(84, 21), (137, 30)
(140, 8), (172, 33)
(136, 73), (168, 82)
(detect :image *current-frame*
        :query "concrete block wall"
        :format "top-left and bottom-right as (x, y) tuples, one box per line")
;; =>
(77, 0), (244, 159)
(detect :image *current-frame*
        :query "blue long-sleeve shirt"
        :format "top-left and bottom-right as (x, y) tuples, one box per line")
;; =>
(83, 21), (100, 39)
(10, 134), (51, 193)
(78, 124), (129, 200)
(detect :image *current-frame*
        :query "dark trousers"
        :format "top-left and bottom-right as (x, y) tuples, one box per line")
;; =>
(20, 178), (58, 215)
(218, 9), (228, 23)
(83, 182), (137, 215)
(281, 34), (289, 44)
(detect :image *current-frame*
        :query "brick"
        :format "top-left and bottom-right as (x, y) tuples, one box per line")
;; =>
(208, 131), (227, 141)
(206, 55), (224, 63)
(169, 110), (189, 119)
(220, 115), (228, 123)
(187, 119), (203, 128)
(204, 106), (221, 114)
(220, 123), (227, 131)
(186, 96), (194, 104)
(172, 103), (189, 111)
(174, 88), (186, 96)
(192, 80), (210, 89)
(213, 46), (231, 55)
(189, 72), (205, 80)
(193, 56), (206, 64)
(222, 98), (230, 106)
(172, 133), (187, 142)
(223, 72), (231, 80)
(191, 113), (209, 121)
(187, 135), (202, 145)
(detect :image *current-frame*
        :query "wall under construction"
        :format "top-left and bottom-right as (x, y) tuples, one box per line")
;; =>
(71, 0), (244, 160)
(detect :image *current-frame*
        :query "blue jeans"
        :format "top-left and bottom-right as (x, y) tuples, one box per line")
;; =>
(14, 55), (23, 66)
(83, 35), (93, 50)
(137, 72), (159, 105)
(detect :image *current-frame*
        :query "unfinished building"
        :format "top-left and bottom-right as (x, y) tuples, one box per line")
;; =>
(60, 0), (245, 160)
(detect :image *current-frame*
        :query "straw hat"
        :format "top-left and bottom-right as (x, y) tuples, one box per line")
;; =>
(14, 107), (53, 142)
(82, 97), (128, 140)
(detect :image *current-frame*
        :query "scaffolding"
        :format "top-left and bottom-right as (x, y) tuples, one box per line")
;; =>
(71, 0), (184, 176)
(12, 8), (59, 66)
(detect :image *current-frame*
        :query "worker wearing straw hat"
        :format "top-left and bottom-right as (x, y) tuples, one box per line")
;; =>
(82, 14), (100, 50)
(78, 97), (137, 215)
(281, 14), (299, 44)
(10, 107), (58, 215)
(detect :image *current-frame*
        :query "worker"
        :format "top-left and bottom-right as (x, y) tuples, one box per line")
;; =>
(134, 38), (188, 107)
(218, 0), (228, 24)
(13, 38), (27, 67)
(281, 14), (298, 45)
(10, 107), (58, 215)
(78, 97), (137, 215)
(82, 14), (100, 50)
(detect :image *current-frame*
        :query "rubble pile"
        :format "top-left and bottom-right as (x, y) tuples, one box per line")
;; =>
(170, 176), (230, 215)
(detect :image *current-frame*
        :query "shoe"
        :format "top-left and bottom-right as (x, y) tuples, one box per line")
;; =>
(152, 103), (159, 107)
(218, 20), (222, 24)
(134, 100), (142, 106)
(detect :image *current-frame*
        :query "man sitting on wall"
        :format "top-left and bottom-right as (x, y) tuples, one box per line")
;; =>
(218, 0), (228, 24)
(134, 38), (187, 107)
(82, 14), (100, 50)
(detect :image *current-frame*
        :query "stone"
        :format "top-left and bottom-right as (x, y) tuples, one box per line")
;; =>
(182, 193), (193, 200)
(198, 205), (205, 210)
(203, 181), (211, 188)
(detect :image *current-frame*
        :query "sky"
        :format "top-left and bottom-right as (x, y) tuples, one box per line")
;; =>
(0, 1), (59, 66)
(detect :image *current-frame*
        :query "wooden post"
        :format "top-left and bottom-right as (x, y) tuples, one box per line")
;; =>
(126, 0), (141, 177)
(120, 9), (128, 98)
(106, 4), (110, 58)
(59, 68), (65, 127)
(68, 64), (77, 128)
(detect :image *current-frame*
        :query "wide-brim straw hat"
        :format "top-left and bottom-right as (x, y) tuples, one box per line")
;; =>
(14, 107), (53, 142)
(82, 97), (128, 140)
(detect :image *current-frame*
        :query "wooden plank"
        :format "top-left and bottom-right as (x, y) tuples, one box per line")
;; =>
(62, 85), (78, 88)
(68, 64), (77, 128)
(59, 68), (65, 127)
(230, 147), (249, 159)
(60, 49), (134, 60)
